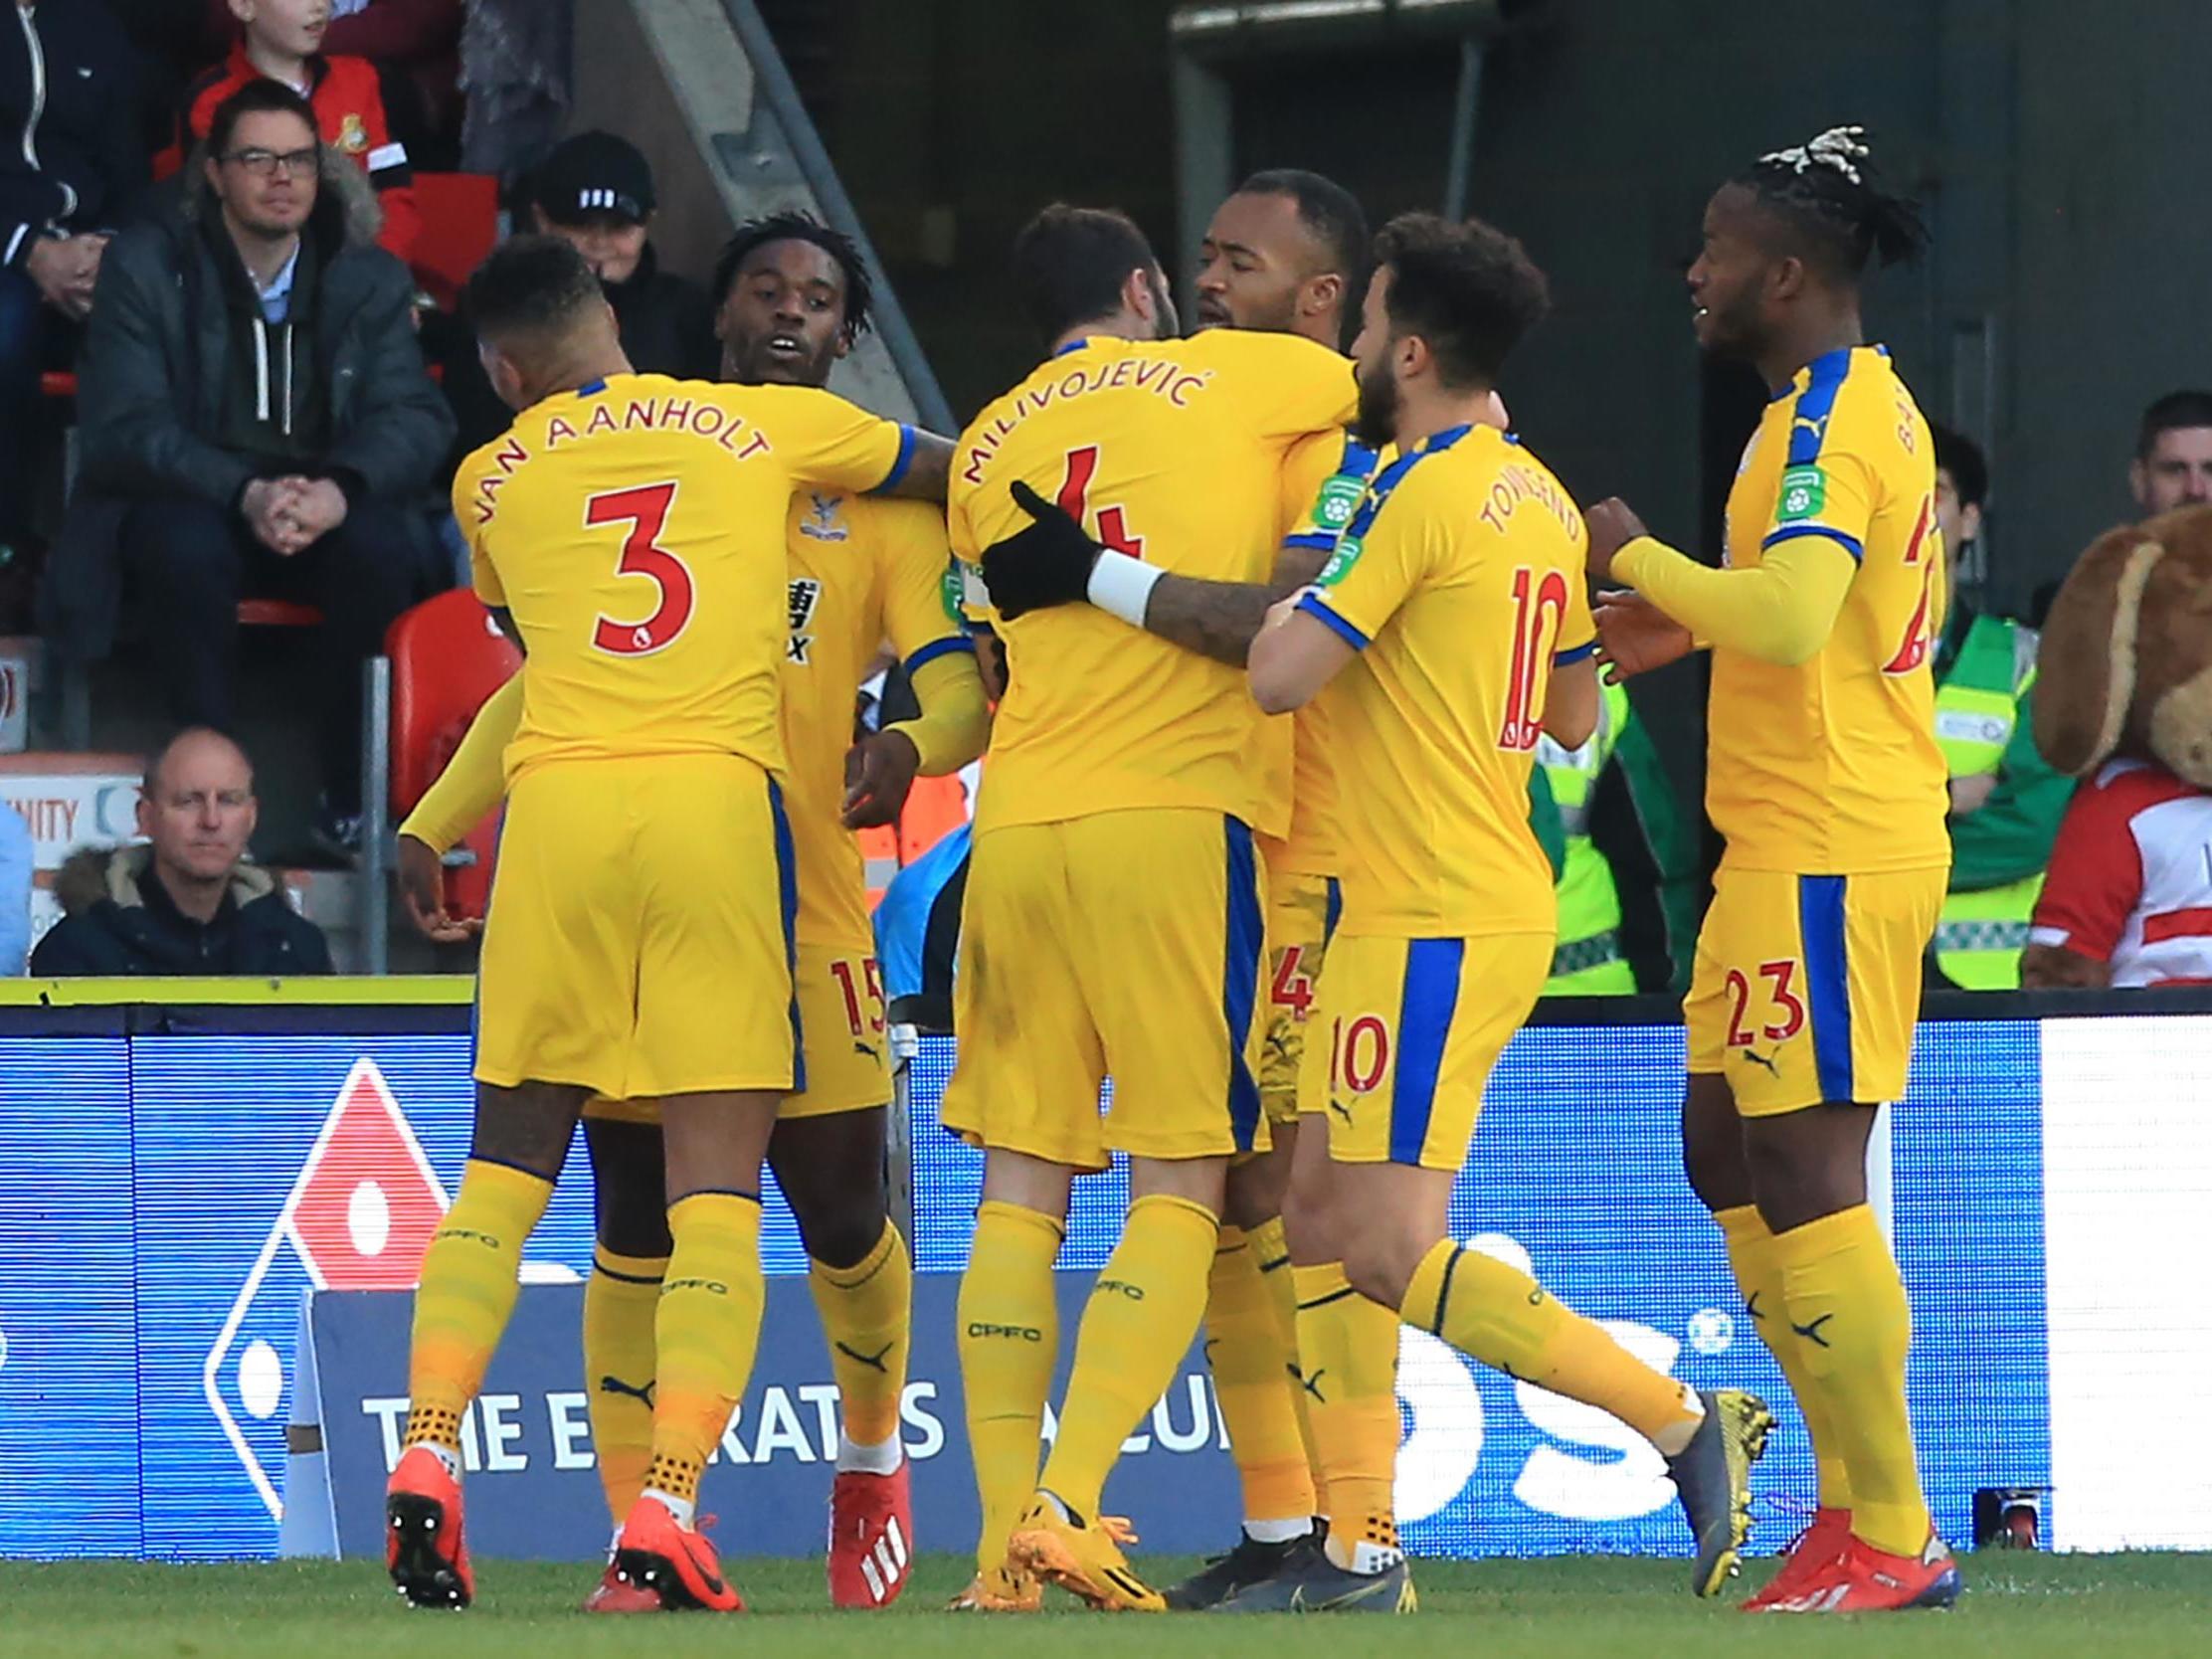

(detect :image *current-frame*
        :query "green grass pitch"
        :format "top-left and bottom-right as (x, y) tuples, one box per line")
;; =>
(7, 1552), (2212, 1658)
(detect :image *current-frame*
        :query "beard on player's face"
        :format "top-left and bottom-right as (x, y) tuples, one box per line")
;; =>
(1352, 351), (1401, 450)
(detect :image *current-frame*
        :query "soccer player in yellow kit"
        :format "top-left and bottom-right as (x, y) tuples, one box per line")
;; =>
(1241, 214), (1771, 1614)
(1585, 129), (1960, 1614)
(382, 235), (952, 1614)
(941, 204), (1355, 1612)
(394, 216), (987, 1612)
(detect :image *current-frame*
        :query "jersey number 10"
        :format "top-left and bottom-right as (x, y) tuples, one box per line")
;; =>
(1499, 566), (1570, 752)
(587, 480), (695, 656)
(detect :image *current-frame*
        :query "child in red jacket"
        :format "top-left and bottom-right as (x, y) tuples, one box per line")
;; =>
(165, 1), (423, 276)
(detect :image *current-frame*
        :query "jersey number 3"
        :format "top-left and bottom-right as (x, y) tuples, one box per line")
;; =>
(588, 480), (694, 656)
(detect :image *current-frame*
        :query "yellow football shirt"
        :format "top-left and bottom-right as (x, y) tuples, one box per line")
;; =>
(1710, 345), (1949, 872)
(1263, 431), (1389, 877)
(948, 329), (1356, 833)
(1298, 424), (1593, 937)
(782, 488), (973, 947)
(456, 371), (914, 784)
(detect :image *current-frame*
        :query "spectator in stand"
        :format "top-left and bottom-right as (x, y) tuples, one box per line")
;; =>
(1, 0), (146, 581)
(169, 0), (424, 277)
(2022, 758), (2212, 990)
(71, 80), (452, 851)
(210, 0), (463, 166)
(433, 131), (717, 459)
(1927, 425), (2070, 990)
(0, 801), (30, 973)
(31, 727), (333, 975)
(2129, 390), (2212, 515)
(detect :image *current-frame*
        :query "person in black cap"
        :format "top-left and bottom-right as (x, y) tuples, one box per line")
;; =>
(431, 129), (718, 459)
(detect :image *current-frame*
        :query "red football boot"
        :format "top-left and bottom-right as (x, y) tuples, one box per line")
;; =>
(1741, 1507), (1852, 1612)
(582, 1559), (663, 1613)
(1759, 1530), (1962, 1613)
(828, 1461), (914, 1608)
(385, 1445), (473, 1609)
(612, 1496), (746, 1612)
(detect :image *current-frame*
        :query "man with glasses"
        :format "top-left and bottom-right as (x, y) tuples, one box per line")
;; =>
(70, 78), (451, 852)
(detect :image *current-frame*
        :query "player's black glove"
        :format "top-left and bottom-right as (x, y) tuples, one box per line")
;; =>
(980, 480), (1102, 620)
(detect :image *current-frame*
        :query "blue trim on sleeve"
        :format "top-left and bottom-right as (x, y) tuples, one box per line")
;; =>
(903, 635), (977, 675)
(1222, 819), (1264, 1153)
(1784, 348), (1854, 465)
(1389, 938), (1466, 1166)
(1797, 874), (1854, 1103)
(1552, 640), (1596, 666)
(868, 424), (918, 495)
(1295, 592), (1370, 650)
(1282, 530), (1337, 552)
(1761, 523), (1866, 563)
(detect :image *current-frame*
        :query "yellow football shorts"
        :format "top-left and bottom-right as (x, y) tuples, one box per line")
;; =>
(1684, 864), (1945, 1116)
(583, 940), (891, 1127)
(1260, 868), (1341, 1126)
(474, 754), (797, 1100)
(1307, 932), (1552, 1172)
(941, 808), (1265, 1170)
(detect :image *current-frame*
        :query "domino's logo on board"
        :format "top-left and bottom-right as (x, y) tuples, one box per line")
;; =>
(204, 1059), (451, 1519)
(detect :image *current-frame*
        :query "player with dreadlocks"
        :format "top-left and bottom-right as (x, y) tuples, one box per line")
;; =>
(393, 211), (988, 1611)
(1582, 127), (1958, 1613)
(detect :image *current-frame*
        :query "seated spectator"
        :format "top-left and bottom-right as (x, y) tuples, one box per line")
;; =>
(2022, 758), (2212, 990)
(432, 131), (716, 459)
(30, 727), (333, 976)
(0, 801), (29, 973)
(1928, 425), (2070, 990)
(169, 0), (424, 277)
(209, 0), (463, 166)
(2129, 390), (2212, 515)
(1, 0), (146, 582)
(72, 80), (453, 850)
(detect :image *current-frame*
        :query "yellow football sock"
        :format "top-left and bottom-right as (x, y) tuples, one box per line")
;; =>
(404, 1159), (553, 1451)
(1205, 1225), (1317, 1527)
(1248, 1213), (1321, 1485)
(582, 1246), (665, 1522)
(1037, 1194), (1218, 1520)
(1770, 1205), (1929, 1557)
(1402, 1238), (1702, 1450)
(1293, 1262), (1402, 1569)
(645, 1193), (765, 1510)
(957, 1200), (1063, 1575)
(810, 1219), (912, 1452)
(1718, 1203), (1852, 1510)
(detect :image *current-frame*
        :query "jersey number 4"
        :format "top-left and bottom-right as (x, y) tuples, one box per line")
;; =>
(1499, 566), (1571, 752)
(587, 480), (694, 656)
(1056, 445), (1145, 557)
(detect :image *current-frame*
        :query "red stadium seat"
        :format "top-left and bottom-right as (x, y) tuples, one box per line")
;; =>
(410, 172), (500, 309)
(39, 370), (76, 399)
(384, 589), (520, 921)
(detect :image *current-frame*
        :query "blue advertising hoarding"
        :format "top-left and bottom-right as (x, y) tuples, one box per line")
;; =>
(0, 1013), (2060, 1562)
